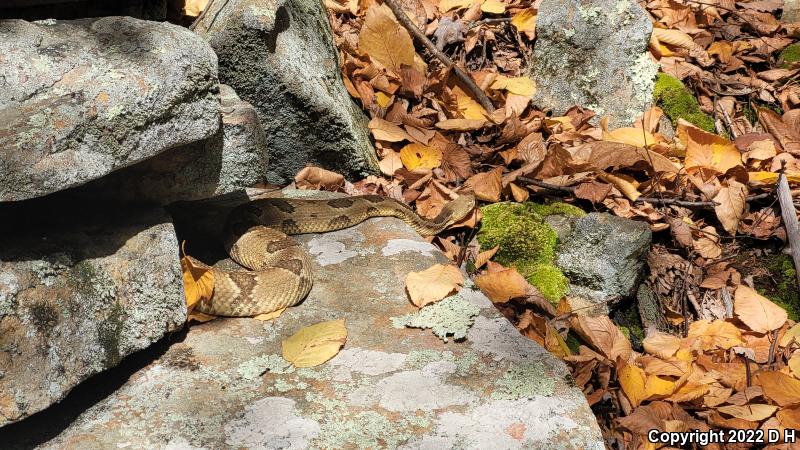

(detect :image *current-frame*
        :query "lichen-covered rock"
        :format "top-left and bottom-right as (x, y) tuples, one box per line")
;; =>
(653, 73), (715, 132)
(556, 213), (652, 308)
(7, 191), (603, 449)
(0, 207), (185, 427)
(74, 85), (268, 205)
(478, 202), (584, 303)
(528, 0), (659, 127)
(194, 0), (378, 184)
(0, 16), (220, 202)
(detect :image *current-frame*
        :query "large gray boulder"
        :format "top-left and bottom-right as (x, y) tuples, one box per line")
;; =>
(6, 190), (604, 449)
(0, 16), (220, 202)
(194, 0), (378, 184)
(77, 84), (269, 205)
(0, 206), (186, 427)
(528, 0), (659, 127)
(556, 213), (652, 308)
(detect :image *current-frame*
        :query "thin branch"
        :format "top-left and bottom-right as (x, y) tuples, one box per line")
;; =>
(383, 0), (496, 113)
(468, 17), (513, 29)
(517, 176), (770, 208)
(777, 167), (800, 289)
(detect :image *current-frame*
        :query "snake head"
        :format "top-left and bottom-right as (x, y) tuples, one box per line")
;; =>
(443, 193), (477, 226)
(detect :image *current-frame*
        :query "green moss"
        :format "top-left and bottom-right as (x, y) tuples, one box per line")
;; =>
(477, 202), (577, 304)
(780, 43), (800, 66)
(653, 73), (715, 132)
(756, 254), (800, 322)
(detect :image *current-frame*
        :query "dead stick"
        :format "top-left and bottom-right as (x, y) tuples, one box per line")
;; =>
(518, 176), (770, 208)
(777, 170), (800, 289)
(382, 0), (496, 113)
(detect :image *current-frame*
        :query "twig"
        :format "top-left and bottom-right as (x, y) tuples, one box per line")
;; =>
(517, 176), (771, 208)
(383, 0), (496, 113)
(720, 286), (733, 318)
(768, 328), (779, 370)
(739, 353), (752, 387)
(468, 17), (512, 29)
(777, 167), (800, 289)
(189, 0), (217, 30)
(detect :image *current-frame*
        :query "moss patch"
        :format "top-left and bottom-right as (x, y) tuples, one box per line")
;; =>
(780, 43), (800, 66)
(755, 254), (800, 322)
(653, 73), (715, 132)
(477, 202), (581, 304)
(97, 301), (125, 367)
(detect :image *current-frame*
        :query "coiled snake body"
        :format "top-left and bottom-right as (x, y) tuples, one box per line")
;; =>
(191, 194), (476, 316)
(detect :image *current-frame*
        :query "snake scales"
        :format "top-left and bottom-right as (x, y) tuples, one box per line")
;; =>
(190, 194), (476, 317)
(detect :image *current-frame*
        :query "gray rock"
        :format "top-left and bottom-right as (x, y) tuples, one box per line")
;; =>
(11, 191), (603, 449)
(0, 207), (185, 426)
(194, 0), (378, 184)
(556, 212), (652, 306)
(528, 0), (659, 127)
(77, 85), (268, 205)
(0, 16), (220, 202)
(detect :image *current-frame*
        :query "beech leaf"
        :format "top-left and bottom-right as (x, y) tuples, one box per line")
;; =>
(405, 264), (464, 307)
(282, 319), (348, 368)
(734, 285), (787, 333)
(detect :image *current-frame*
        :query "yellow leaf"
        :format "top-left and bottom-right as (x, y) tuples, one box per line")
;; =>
(254, 308), (286, 321)
(480, 0), (506, 13)
(359, 5), (415, 72)
(682, 125), (743, 174)
(603, 127), (657, 147)
(653, 28), (695, 50)
(782, 323), (800, 347)
(439, 0), (475, 12)
(619, 364), (647, 407)
(668, 381), (710, 403)
(713, 181), (747, 235)
(399, 143), (443, 171)
(490, 76), (536, 96)
(474, 267), (529, 302)
(451, 84), (489, 120)
(642, 331), (681, 359)
(375, 91), (392, 108)
(187, 311), (217, 323)
(734, 285), (787, 333)
(511, 8), (536, 39)
(789, 353), (800, 378)
(688, 319), (743, 350)
(645, 375), (676, 399)
(717, 404), (778, 421)
(597, 171), (641, 201)
(282, 319), (348, 368)
(369, 118), (412, 142)
(749, 171), (800, 184)
(184, 0), (209, 16)
(181, 248), (214, 310)
(436, 118), (488, 130)
(405, 264), (464, 307)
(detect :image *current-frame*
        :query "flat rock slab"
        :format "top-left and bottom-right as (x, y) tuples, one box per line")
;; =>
(26, 193), (603, 449)
(0, 207), (186, 426)
(194, 0), (378, 184)
(0, 16), (219, 202)
(528, 0), (658, 127)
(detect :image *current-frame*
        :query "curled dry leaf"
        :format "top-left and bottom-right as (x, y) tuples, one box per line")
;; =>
(653, 28), (696, 50)
(713, 180), (747, 235)
(473, 245), (499, 270)
(295, 166), (345, 190)
(734, 285), (787, 333)
(405, 263), (464, 307)
(282, 319), (348, 368)
(464, 167), (502, 202)
(254, 307), (286, 321)
(181, 251), (214, 311)
(569, 315), (632, 361)
(473, 266), (529, 303)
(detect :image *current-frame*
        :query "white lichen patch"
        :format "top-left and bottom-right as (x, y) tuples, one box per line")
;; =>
(348, 369), (476, 412)
(237, 354), (294, 380)
(224, 397), (320, 449)
(329, 348), (407, 376)
(405, 349), (484, 376)
(401, 398), (605, 449)
(391, 295), (480, 342)
(468, 316), (560, 369)
(491, 363), (556, 400)
(0, 271), (19, 315)
(306, 228), (369, 266)
(458, 280), (493, 309)
(382, 239), (437, 257)
(627, 52), (659, 112)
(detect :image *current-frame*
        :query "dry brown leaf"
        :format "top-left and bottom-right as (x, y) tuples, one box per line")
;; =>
(464, 167), (502, 202)
(295, 166), (345, 190)
(653, 28), (695, 50)
(717, 404), (778, 422)
(474, 245), (499, 270)
(181, 251), (214, 311)
(379, 151), (403, 176)
(758, 371), (800, 407)
(588, 141), (679, 173)
(682, 124), (743, 175)
(687, 319), (743, 350)
(734, 285), (787, 333)
(405, 264), (464, 307)
(508, 183), (529, 202)
(511, 8), (536, 39)
(474, 266), (529, 303)
(570, 315), (632, 361)
(574, 181), (612, 203)
(359, 4), (415, 73)
(642, 331), (681, 359)
(254, 308), (287, 321)
(694, 226), (722, 259)
(369, 118), (413, 142)
(713, 180), (747, 235)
